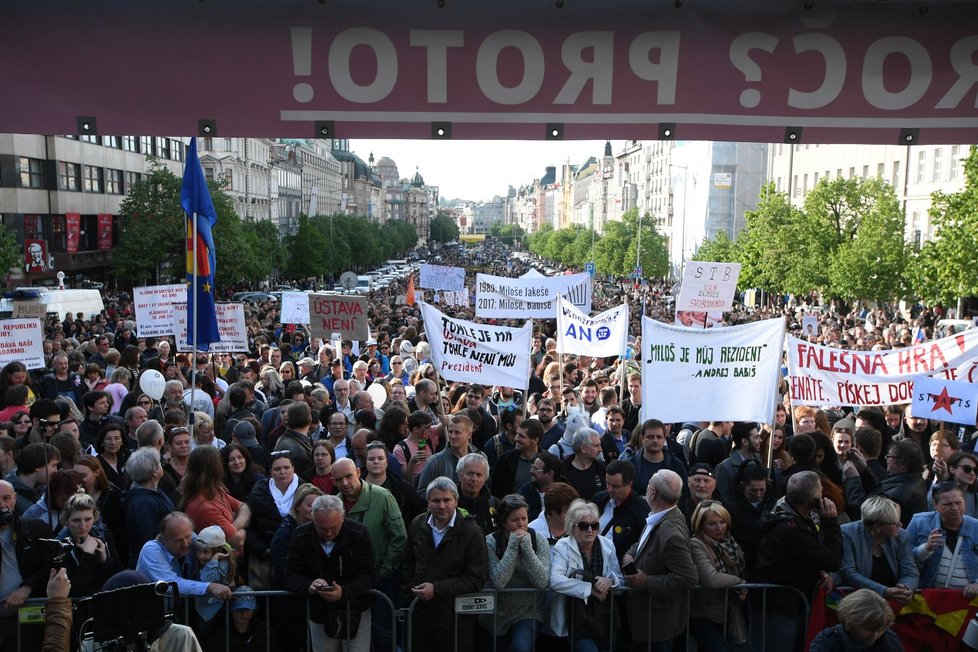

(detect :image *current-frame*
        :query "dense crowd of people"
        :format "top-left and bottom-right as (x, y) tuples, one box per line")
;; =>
(0, 241), (972, 652)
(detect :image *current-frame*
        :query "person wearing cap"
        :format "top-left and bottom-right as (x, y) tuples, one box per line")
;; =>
(204, 585), (274, 652)
(831, 414), (856, 470)
(297, 356), (317, 382)
(592, 460), (650, 563)
(192, 525), (236, 625)
(364, 338), (389, 376)
(680, 463), (719, 524)
(715, 422), (763, 504)
(285, 494), (376, 652)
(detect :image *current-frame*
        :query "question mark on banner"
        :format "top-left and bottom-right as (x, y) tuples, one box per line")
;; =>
(729, 33), (779, 108)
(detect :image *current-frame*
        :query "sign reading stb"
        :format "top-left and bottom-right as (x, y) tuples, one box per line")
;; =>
(676, 262), (741, 313)
(454, 594), (495, 614)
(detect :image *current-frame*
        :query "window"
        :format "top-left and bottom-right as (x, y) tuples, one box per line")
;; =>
(80, 134), (99, 144)
(19, 157), (44, 188)
(58, 162), (80, 190)
(124, 171), (141, 191)
(836, 168), (842, 178)
(156, 137), (170, 159)
(203, 166), (215, 182)
(123, 136), (138, 152)
(862, 165), (869, 178)
(171, 140), (183, 162)
(813, 172), (819, 186)
(102, 136), (121, 149)
(892, 161), (901, 188)
(83, 165), (103, 192)
(848, 167), (855, 179)
(877, 163), (885, 178)
(916, 150), (926, 183)
(933, 148), (943, 182)
(140, 137), (154, 156)
(105, 169), (123, 194)
(951, 146), (961, 181)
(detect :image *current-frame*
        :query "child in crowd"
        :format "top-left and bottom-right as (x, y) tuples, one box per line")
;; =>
(194, 525), (236, 626)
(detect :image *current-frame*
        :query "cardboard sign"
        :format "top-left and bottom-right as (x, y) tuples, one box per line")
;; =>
(420, 264), (465, 291)
(308, 294), (369, 340)
(280, 291), (310, 325)
(134, 284), (187, 337)
(11, 302), (48, 319)
(675, 262), (741, 313)
(0, 319), (45, 369)
(175, 303), (248, 352)
(912, 375), (978, 426)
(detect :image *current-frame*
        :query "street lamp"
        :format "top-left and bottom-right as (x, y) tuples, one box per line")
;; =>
(670, 163), (690, 275)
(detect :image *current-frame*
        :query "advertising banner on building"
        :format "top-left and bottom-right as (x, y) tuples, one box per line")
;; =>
(24, 240), (49, 273)
(98, 214), (113, 250)
(65, 213), (81, 254)
(642, 317), (784, 422)
(308, 294), (369, 340)
(134, 284), (186, 338)
(421, 301), (532, 389)
(476, 272), (591, 319)
(0, 319), (45, 369)
(787, 330), (978, 407)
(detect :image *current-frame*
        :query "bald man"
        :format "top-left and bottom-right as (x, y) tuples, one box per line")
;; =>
(623, 469), (697, 648)
(0, 479), (52, 648)
(136, 512), (232, 601)
(330, 458), (406, 651)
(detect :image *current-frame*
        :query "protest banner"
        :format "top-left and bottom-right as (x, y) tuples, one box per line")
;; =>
(134, 284), (186, 337)
(911, 375), (978, 426)
(556, 296), (628, 358)
(11, 302), (48, 319)
(0, 319), (45, 369)
(175, 303), (248, 352)
(475, 272), (591, 319)
(280, 291), (310, 325)
(786, 329), (978, 407)
(801, 315), (820, 338)
(308, 294), (369, 340)
(641, 317), (784, 422)
(420, 301), (532, 389)
(420, 264), (465, 291)
(675, 262), (741, 313)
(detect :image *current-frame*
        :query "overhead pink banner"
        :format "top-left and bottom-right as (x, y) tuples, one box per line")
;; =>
(4, 1), (978, 144)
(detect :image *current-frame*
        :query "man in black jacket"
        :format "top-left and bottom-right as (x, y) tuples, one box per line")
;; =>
(405, 476), (488, 652)
(592, 460), (650, 563)
(750, 470), (842, 652)
(0, 479), (52, 649)
(285, 494), (375, 652)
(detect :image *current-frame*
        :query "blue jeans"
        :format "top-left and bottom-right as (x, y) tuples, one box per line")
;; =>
(689, 617), (728, 651)
(508, 619), (538, 652)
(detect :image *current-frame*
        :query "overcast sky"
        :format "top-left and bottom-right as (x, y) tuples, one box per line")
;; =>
(349, 139), (619, 203)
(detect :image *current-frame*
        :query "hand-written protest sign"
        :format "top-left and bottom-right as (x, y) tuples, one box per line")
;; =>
(0, 319), (45, 369)
(280, 292), (310, 325)
(420, 264), (465, 291)
(475, 272), (591, 319)
(134, 284), (186, 337)
(308, 294), (369, 341)
(420, 301), (532, 389)
(912, 375), (978, 426)
(675, 262), (741, 313)
(642, 317), (784, 422)
(786, 329), (978, 407)
(801, 315), (820, 338)
(175, 303), (247, 352)
(556, 296), (628, 358)
(11, 302), (48, 319)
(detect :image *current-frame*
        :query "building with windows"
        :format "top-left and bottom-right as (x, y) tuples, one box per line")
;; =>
(0, 133), (186, 287)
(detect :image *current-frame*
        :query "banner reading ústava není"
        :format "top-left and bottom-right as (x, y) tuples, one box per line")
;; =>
(787, 329), (978, 407)
(641, 317), (784, 423)
(420, 301), (532, 389)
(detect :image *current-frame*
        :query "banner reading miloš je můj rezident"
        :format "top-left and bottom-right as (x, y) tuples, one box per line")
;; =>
(420, 301), (532, 389)
(787, 329), (978, 407)
(641, 317), (785, 423)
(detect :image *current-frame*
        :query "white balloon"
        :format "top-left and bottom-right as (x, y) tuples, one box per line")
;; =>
(367, 382), (388, 408)
(139, 369), (167, 400)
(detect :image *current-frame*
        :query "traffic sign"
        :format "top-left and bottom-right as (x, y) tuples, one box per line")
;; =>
(632, 265), (643, 279)
(585, 262), (595, 278)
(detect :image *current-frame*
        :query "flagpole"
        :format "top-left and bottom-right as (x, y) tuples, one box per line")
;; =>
(189, 209), (198, 441)
(523, 319), (532, 420)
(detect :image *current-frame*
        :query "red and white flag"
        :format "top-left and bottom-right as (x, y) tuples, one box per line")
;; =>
(911, 375), (978, 425)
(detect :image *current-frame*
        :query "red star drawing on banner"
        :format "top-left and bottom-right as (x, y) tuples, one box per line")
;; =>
(930, 386), (959, 415)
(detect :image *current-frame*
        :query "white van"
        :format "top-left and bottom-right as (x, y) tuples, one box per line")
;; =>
(0, 288), (105, 319)
(354, 275), (373, 294)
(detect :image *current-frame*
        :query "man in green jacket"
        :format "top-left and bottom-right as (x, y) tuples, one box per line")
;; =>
(331, 458), (406, 651)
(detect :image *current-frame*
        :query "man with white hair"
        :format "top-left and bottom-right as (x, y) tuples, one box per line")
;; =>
(622, 469), (697, 649)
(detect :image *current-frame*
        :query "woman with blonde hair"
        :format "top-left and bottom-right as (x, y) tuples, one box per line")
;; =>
(810, 589), (902, 651)
(689, 500), (748, 649)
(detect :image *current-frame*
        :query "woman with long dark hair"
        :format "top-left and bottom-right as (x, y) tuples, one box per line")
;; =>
(179, 446), (250, 551)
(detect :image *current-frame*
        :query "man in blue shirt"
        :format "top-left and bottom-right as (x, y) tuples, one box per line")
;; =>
(136, 512), (232, 601)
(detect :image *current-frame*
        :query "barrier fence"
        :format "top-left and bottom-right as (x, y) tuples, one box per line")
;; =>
(17, 583), (808, 652)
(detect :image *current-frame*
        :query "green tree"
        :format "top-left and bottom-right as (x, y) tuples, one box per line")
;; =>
(527, 223), (553, 258)
(0, 226), (24, 277)
(736, 183), (809, 294)
(430, 212), (459, 243)
(283, 215), (328, 279)
(909, 146), (978, 305)
(489, 222), (526, 246)
(115, 161), (184, 285)
(592, 209), (668, 278)
(694, 231), (740, 265)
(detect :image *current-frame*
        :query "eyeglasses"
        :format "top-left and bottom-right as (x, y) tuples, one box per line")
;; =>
(137, 400), (152, 406)
(14, 420), (30, 426)
(576, 521), (600, 531)
(366, 441), (387, 451)
(39, 419), (58, 429)
(270, 450), (292, 460)
(956, 464), (978, 474)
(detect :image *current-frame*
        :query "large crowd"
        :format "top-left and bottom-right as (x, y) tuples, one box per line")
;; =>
(0, 241), (972, 652)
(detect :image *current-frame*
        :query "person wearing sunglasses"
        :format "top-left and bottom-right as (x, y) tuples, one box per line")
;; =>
(549, 498), (623, 650)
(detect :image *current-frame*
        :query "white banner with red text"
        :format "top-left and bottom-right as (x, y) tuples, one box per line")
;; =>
(420, 301), (532, 389)
(786, 330), (978, 407)
(0, 319), (45, 370)
(641, 317), (784, 422)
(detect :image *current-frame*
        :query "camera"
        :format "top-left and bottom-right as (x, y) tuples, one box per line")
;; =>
(38, 538), (76, 566)
(76, 580), (176, 651)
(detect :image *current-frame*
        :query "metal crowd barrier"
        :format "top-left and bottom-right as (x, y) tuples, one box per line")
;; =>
(18, 587), (398, 652)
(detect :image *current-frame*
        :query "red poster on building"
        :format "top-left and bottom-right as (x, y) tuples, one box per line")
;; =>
(65, 213), (80, 253)
(24, 240), (49, 273)
(98, 214), (113, 250)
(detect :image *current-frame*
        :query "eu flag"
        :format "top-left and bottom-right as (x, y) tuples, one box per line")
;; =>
(181, 137), (220, 350)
